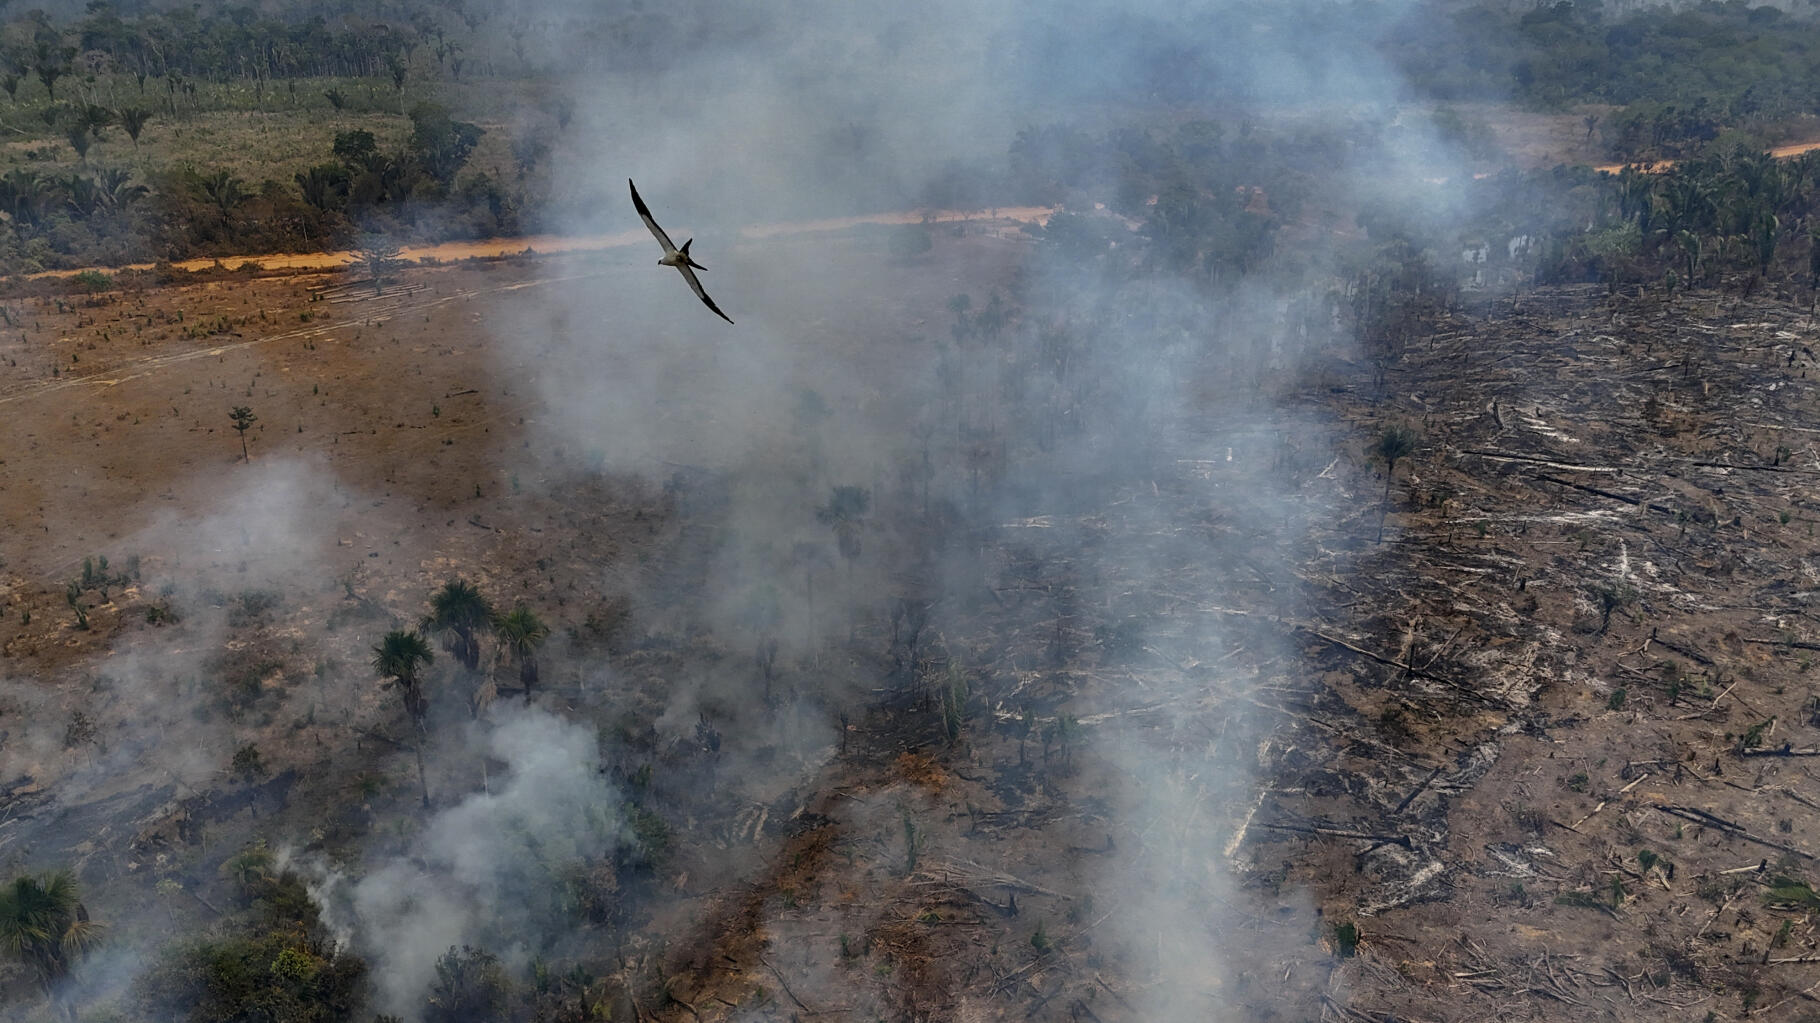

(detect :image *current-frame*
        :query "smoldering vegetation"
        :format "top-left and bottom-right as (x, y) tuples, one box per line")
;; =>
(19, 0), (1820, 1021)
(342, 0), (1476, 1017)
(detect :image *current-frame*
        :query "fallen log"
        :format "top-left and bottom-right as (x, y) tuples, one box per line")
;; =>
(1294, 625), (1501, 707)
(1393, 767), (1446, 815)
(1742, 636), (1820, 653)
(1262, 821), (1413, 848)
(1654, 804), (1816, 861)
(1570, 773), (1650, 829)
(1687, 460), (1820, 474)
(1532, 473), (1679, 517)
(1648, 629), (1715, 666)
(1462, 449), (1622, 474)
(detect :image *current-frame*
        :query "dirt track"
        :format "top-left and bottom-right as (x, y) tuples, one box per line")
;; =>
(1593, 137), (1820, 174)
(28, 205), (1058, 279)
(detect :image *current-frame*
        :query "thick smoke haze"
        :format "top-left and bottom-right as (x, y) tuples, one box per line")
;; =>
(512, 0), (1469, 226)
(0, 0), (1489, 1018)
(306, 708), (630, 1018)
(467, 0), (1468, 1020)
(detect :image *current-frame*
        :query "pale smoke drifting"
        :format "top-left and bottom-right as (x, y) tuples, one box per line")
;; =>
(308, 708), (627, 1019)
(376, 0), (1456, 1004)
(481, 0), (1454, 1018)
(0, 457), (365, 814)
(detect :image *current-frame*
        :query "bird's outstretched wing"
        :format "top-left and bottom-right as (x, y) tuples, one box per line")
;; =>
(676, 262), (734, 324)
(629, 179), (677, 253)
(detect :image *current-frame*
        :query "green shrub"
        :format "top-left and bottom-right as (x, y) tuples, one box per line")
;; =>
(135, 866), (365, 1023)
(1333, 921), (1360, 957)
(425, 946), (507, 1023)
(72, 269), (113, 293)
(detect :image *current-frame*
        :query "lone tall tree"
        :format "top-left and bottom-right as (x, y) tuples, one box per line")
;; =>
(492, 605), (550, 695)
(816, 485), (871, 577)
(373, 629), (434, 727)
(229, 406), (256, 461)
(0, 870), (102, 1006)
(1371, 425), (1417, 544)
(372, 629), (435, 806)
(424, 578), (493, 672)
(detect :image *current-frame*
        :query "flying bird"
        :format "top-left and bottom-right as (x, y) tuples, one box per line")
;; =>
(629, 178), (734, 324)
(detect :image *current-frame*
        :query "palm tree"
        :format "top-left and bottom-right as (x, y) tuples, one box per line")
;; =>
(63, 174), (101, 219)
(423, 579), (493, 672)
(0, 169), (50, 228)
(96, 168), (147, 211)
(0, 870), (102, 1003)
(63, 122), (90, 164)
(31, 40), (70, 102)
(75, 105), (112, 140)
(1751, 209), (1780, 277)
(1371, 425), (1418, 544)
(197, 169), (245, 220)
(492, 605), (550, 695)
(117, 106), (151, 148)
(373, 629), (434, 727)
(373, 629), (434, 807)
(1660, 175), (1713, 239)
(229, 406), (256, 462)
(1673, 229), (1702, 285)
(295, 164), (347, 211)
(1616, 166), (1652, 227)
(386, 52), (409, 112)
(816, 486), (871, 578)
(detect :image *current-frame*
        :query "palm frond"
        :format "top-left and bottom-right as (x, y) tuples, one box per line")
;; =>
(60, 917), (103, 957)
(471, 678), (498, 718)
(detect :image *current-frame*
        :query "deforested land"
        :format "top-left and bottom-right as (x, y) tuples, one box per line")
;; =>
(4, 3), (1820, 1023)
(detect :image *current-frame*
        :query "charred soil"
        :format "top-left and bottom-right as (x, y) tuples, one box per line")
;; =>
(0, 227), (1817, 1022)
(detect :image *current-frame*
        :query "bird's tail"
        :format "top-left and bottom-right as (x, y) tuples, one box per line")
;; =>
(682, 238), (708, 270)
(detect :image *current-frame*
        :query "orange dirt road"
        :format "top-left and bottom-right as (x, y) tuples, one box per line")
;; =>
(1593, 138), (1820, 175)
(30, 206), (1058, 280)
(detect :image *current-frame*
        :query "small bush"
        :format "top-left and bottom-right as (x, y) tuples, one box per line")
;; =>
(888, 224), (934, 262)
(1765, 877), (1820, 911)
(1333, 921), (1360, 957)
(230, 744), (265, 780)
(1030, 920), (1052, 954)
(73, 269), (113, 293)
(228, 589), (280, 627)
(618, 805), (671, 872)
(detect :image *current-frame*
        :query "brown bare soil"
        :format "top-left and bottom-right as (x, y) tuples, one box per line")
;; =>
(2, 223), (1818, 1022)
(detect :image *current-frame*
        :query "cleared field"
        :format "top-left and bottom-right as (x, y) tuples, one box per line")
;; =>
(3, 196), (1818, 1023)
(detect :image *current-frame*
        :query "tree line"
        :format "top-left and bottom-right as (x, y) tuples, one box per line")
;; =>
(1543, 146), (1820, 293)
(2, 1), (479, 91)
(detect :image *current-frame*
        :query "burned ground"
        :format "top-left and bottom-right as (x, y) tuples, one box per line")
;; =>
(0, 226), (1818, 1022)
